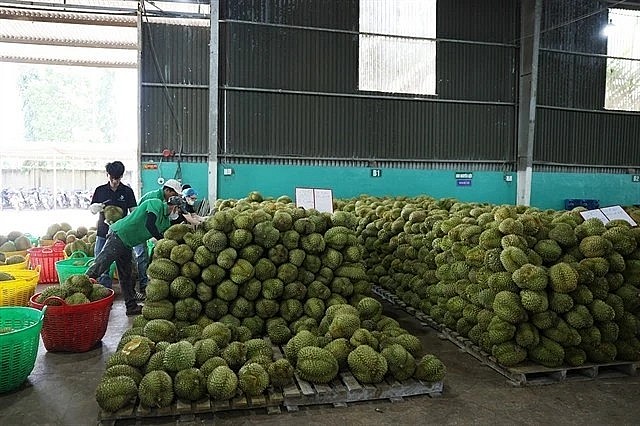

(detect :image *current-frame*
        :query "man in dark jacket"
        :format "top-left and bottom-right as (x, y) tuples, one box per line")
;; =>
(88, 161), (137, 289)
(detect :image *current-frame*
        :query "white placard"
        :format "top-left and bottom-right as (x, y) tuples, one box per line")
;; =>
(314, 189), (334, 213)
(600, 205), (638, 226)
(295, 187), (334, 213)
(295, 187), (315, 210)
(579, 209), (610, 224)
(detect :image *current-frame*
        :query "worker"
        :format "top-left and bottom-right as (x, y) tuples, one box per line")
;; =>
(86, 196), (184, 316)
(131, 178), (183, 299)
(168, 187), (205, 226)
(88, 161), (137, 289)
(139, 178), (182, 204)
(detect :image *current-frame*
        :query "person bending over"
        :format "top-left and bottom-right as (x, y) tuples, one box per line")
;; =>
(86, 196), (183, 316)
(131, 178), (183, 298)
(170, 187), (205, 226)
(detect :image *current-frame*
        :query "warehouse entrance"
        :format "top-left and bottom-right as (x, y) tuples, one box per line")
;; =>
(0, 11), (139, 211)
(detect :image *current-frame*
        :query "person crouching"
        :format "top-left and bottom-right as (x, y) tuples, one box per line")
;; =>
(86, 196), (184, 316)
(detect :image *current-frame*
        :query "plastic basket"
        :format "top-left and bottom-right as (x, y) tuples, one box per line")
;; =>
(0, 266), (42, 307)
(0, 250), (28, 259)
(27, 242), (66, 284)
(23, 233), (39, 246)
(0, 254), (30, 272)
(29, 289), (114, 353)
(55, 252), (95, 285)
(0, 306), (46, 393)
(38, 239), (55, 247)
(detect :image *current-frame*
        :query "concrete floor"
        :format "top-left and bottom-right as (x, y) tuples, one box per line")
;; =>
(1, 284), (639, 426)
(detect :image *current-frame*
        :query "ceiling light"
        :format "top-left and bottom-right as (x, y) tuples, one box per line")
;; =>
(602, 19), (615, 37)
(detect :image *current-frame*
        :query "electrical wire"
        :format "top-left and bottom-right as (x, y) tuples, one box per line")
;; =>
(141, 0), (183, 156)
(140, 0), (184, 181)
(513, 0), (630, 43)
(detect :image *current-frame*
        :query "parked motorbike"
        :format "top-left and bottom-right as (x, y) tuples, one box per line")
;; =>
(73, 189), (92, 210)
(9, 189), (26, 210)
(0, 188), (12, 209)
(23, 188), (43, 210)
(56, 190), (72, 209)
(39, 187), (54, 210)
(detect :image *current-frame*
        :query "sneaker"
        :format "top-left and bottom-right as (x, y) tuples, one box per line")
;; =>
(135, 291), (146, 302)
(126, 305), (143, 316)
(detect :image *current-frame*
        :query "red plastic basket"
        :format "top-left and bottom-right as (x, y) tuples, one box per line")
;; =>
(27, 242), (66, 284)
(28, 289), (114, 352)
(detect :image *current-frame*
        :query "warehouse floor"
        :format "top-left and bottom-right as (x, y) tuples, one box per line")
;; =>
(1, 284), (640, 426)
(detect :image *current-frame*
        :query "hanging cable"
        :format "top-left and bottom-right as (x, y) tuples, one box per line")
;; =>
(512, 0), (629, 44)
(140, 0), (185, 158)
(140, 0), (186, 182)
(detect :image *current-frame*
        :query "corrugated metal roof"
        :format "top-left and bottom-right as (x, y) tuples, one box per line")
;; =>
(0, 8), (138, 66)
(0, 1), (209, 17)
(0, 7), (137, 25)
(0, 6), (209, 66)
(0, 18), (137, 48)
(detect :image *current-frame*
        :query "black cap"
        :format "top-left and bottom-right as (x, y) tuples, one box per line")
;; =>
(168, 196), (182, 205)
(168, 195), (189, 214)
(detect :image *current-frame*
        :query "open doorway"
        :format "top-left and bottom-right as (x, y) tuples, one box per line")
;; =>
(0, 17), (138, 235)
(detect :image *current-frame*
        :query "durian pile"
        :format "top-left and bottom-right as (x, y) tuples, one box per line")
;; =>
(42, 222), (96, 257)
(0, 231), (34, 264)
(338, 195), (640, 368)
(35, 274), (111, 305)
(95, 196), (445, 412)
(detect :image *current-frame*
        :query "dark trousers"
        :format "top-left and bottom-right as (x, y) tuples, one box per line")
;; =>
(87, 231), (136, 309)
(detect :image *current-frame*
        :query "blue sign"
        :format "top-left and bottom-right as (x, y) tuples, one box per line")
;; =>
(456, 179), (472, 187)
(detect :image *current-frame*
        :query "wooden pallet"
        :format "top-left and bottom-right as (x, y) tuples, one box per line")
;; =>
(99, 389), (284, 424)
(281, 372), (442, 412)
(98, 335), (443, 423)
(372, 285), (445, 332)
(506, 361), (640, 385)
(372, 285), (640, 386)
(270, 339), (443, 411)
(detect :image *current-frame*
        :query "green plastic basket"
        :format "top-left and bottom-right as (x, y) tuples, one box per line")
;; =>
(55, 251), (95, 285)
(23, 233), (39, 246)
(0, 306), (46, 393)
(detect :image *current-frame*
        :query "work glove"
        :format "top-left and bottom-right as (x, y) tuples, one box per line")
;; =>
(89, 203), (105, 214)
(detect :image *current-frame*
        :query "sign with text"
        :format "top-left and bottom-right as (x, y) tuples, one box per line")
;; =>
(579, 205), (637, 227)
(599, 205), (637, 226)
(456, 179), (472, 187)
(295, 187), (334, 213)
(579, 209), (609, 224)
(455, 172), (473, 180)
(371, 169), (382, 177)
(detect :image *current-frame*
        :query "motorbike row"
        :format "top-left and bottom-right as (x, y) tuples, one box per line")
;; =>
(0, 188), (92, 210)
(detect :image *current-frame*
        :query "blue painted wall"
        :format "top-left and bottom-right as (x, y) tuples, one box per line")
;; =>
(217, 164), (516, 205)
(140, 162), (209, 199)
(531, 172), (640, 210)
(139, 162), (640, 210)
